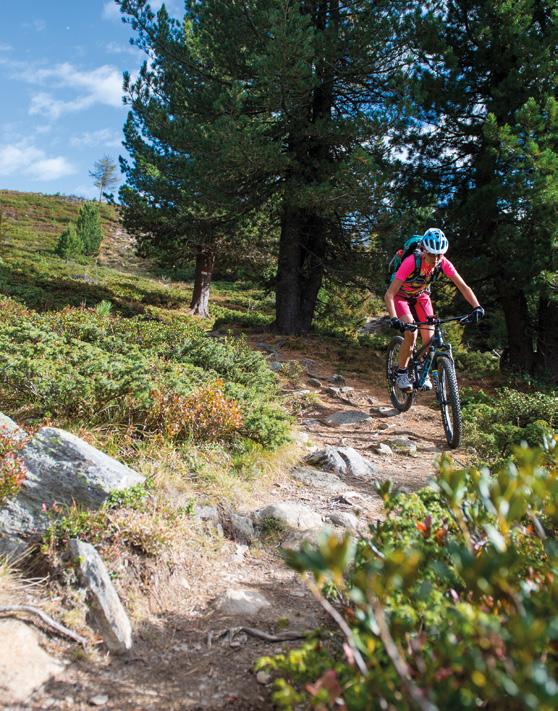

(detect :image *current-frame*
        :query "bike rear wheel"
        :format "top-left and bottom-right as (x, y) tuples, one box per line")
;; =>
(437, 356), (462, 448)
(386, 336), (414, 412)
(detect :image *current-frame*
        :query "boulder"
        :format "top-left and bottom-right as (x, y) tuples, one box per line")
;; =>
(0, 413), (27, 442)
(217, 588), (271, 616)
(307, 377), (322, 388)
(0, 427), (145, 556)
(0, 619), (65, 704)
(69, 539), (132, 654)
(327, 511), (360, 532)
(375, 443), (394, 456)
(324, 410), (372, 426)
(291, 467), (347, 495)
(195, 505), (223, 535)
(253, 502), (323, 531)
(375, 406), (400, 418)
(305, 446), (375, 479)
(329, 374), (346, 385)
(230, 513), (255, 544)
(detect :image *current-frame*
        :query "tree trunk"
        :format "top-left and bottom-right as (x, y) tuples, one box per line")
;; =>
(190, 246), (215, 318)
(535, 292), (558, 382)
(498, 285), (535, 373)
(274, 0), (335, 335)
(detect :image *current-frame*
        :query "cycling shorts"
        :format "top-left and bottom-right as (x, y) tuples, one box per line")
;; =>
(394, 292), (434, 323)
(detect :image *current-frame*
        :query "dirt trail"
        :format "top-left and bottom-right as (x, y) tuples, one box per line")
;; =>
(25, 340), (455, 711)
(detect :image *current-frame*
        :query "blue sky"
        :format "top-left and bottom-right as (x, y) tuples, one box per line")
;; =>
(0, 1), (183, 198)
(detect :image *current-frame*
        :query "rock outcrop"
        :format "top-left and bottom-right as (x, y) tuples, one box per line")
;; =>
(0, 419), (145, 556)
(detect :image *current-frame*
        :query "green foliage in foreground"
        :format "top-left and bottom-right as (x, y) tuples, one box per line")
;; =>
(0, 296), (290, 449)
(260, 442), (558, 710)
(463, 387), (558, 460)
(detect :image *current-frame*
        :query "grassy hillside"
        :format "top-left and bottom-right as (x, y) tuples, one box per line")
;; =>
(0, 191), (295, 568)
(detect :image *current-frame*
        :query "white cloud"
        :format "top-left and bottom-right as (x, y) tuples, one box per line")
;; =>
(16, 63), (125, 119)
(0, 42), (11, 52)
(70, 129), (122, 149)
(104, 41), (141, 57)
(102, 2), (121, 22)
(0, 142), (76, 181)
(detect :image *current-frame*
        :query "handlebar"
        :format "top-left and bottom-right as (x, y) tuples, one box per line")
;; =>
(401, 315), (473, 332)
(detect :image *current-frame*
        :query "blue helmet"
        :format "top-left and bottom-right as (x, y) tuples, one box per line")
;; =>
(422, 228), (448, 255)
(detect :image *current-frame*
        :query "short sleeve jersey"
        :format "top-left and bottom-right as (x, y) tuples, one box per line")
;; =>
(394, 253), (457, 298)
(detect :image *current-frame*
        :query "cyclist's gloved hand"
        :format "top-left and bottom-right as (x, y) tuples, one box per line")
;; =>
(468, 306), (485, 324)
(390, 316), (404, 331)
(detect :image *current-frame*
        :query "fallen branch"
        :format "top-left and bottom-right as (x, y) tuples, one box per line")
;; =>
(307, 581), (368, 676)
(207, 626), (309, 648)
(0, 605), (88, 647)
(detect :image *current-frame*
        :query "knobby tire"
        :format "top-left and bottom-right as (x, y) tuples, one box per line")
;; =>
(437, 356), (462, 448)
(386, 335), (413, 412)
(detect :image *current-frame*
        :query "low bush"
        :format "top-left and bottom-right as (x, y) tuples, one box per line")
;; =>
(463, 387), (558, 459)
(0, 300), (290, 449)
(260, 442), (558, 710)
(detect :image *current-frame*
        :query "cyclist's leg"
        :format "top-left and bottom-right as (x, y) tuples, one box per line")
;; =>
(394, 295), (418, 368)
(415, 293), (434, 351)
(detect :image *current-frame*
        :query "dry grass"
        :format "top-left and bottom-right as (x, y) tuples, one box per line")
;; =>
(0, 555), (42, 605)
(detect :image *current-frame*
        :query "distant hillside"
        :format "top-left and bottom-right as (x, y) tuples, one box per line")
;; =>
(0, 190), (147, 274)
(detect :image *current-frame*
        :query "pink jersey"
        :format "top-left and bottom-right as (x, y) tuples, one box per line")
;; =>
(395, 253), (457, 298)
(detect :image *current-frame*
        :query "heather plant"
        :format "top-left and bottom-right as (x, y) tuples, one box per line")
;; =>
(0, 433), (27, 503)
(259, 441), (558, 710)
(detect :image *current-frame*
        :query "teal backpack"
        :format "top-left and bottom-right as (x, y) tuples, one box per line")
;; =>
(387, 235), (442, 286)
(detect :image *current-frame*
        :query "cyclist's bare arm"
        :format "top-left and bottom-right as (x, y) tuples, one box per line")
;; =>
(448, 272), (481, 309)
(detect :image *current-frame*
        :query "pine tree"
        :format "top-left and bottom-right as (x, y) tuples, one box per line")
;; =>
(56, 225), (83, 259)
(76, 202), (103, 256)
(89, 156), (119, 202)
(406, 1), (558, 373)
(118, 0), (411, 331)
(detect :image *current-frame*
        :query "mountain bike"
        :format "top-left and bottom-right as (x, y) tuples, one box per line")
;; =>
(386, 315), (474, 449)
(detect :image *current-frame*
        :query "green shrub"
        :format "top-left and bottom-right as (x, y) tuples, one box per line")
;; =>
(0, 305), (290, 449)
(463, 387), (558, 459)
(55, 225), (83, 258)
(261, 443), (558, 710)
(76, 202), (103, 256)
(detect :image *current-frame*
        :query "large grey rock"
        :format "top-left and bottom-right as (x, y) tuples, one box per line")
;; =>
(0, 619), (65, 704)
(307, 377), (322, 388)
(327, 511), (360, 532)
(0, 427), (145, 556)
(0, 413), (27, 442)
(254, 502), (323, 531)
(230, 513), (255, 544)
(305, 446), (375, 479)
(375, 443), (394, 456)
(195, 505), (224, 535)
(217, 588), (271, 616)
(292, 467), (347, 495)
(329, 374), (346, 385)
(324, 410), (372, 426)
(69, 538), (132, 654)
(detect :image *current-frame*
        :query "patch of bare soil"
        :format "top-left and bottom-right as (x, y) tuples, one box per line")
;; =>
(23, 337), (461, 711)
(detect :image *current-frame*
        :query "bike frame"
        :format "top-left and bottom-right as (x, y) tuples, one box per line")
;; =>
(406, 316), (467, 390)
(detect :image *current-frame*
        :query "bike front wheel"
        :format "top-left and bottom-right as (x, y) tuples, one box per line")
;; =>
(437, 356), (462, 448)
(386, 335), (414, 412)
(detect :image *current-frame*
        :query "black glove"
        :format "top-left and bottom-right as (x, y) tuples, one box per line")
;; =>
(468, 306), (485, 324)
(390, 317), (404, 331)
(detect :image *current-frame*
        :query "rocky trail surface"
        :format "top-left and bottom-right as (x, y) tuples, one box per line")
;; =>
(14, 339), (459, 711)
